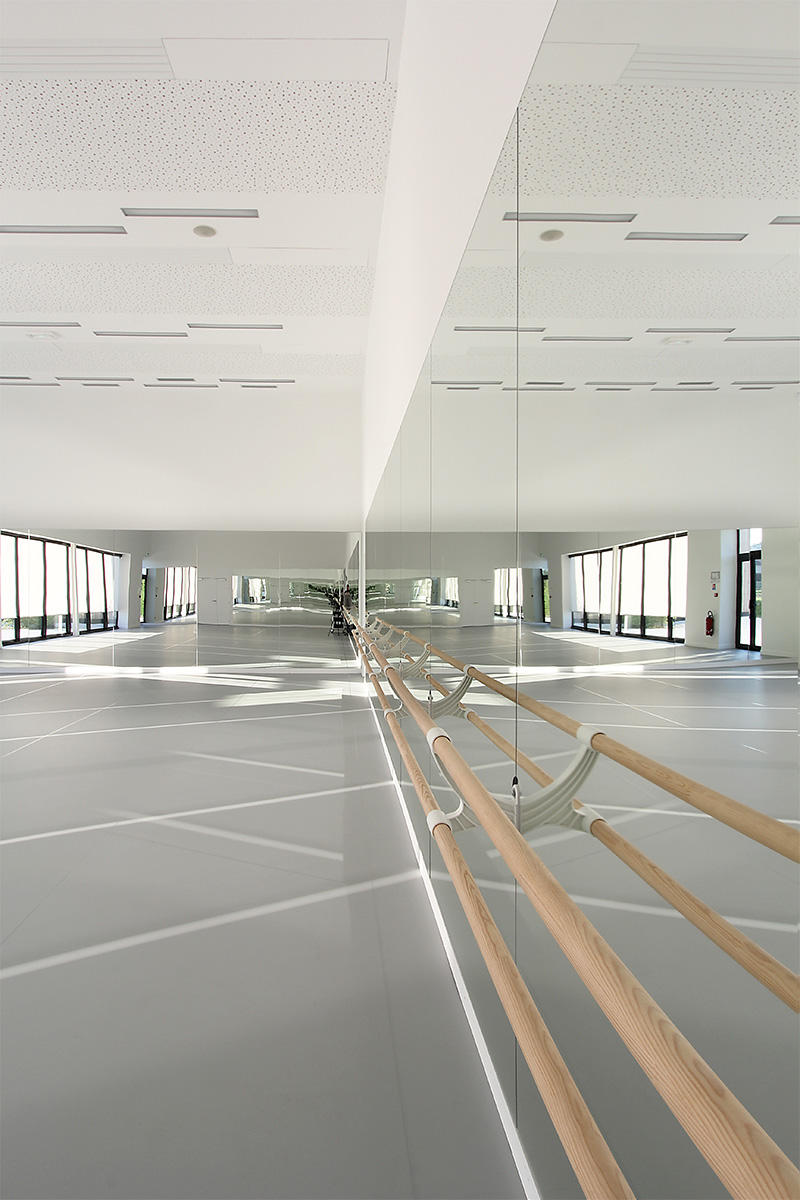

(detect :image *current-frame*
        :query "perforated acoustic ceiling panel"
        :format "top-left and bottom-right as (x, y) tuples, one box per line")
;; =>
(0, 81), (395, 192)
(489, 87), (798, 199)
(443, 260), (799, 322)
(0, 262), (374, 317)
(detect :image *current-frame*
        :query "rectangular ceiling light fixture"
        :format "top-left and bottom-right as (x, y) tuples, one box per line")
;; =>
(121, 207), (258, 218)
(739, 385), (774, 389)
(504, 385), (575, 391)
(188, 322), (282, 330)
(732, 380), (799, 385)
(679, 381), (714, 385)
(596, 387), (631, 391)
(627, 231), (747, 241)
(144, 382), (218, 388)
(0, 375), (30, 379)
(241, 384), (277, 389)
(447, 385), (479, 390)
(56, 376), (134, 381)
(157, 377), (194, 381)
(1, 380), (60, 385)
(0, 225), (126, 234)
(432, 380), (503, 386)
(652, 386), (719, 391)
(94, 330), (188, 337)
(770, 216), (800, 225)
(454, 325), (545, 332)
(544, 336), (632, 342)
(647, 327), (734, 334)
(504, 212), (636, 222)
(220, 377), (295, 383)
(726, 336), (800, 342)
(586, 381), (655, 386)
(82, 382), (119, 387)
(0, 321), (81, 327)
(525, 381), (565, 386)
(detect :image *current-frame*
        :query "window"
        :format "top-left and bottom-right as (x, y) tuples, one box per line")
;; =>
(442, 577), (459, 607)
(494, 568), (522, 618)
(164, 566), (197, 620)
(617, 533), (687, 642)
(541, 570), (550, 623)
(570, 549), (612, 633)
(75, 545), (120, 633)
(1, 532), (71, 644)
(736, 530), (762, 650)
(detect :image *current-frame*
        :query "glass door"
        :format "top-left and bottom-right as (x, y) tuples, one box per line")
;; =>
(736, 529), (762, 650)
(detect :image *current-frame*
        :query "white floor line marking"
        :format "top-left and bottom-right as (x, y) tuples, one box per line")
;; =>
(432, 874), (799, 935)
(588, 804), (800, 824)
(0, 780), (395, 846)
(0, 705), (369, 746)
(131, 816), (343, 861)
(0, 705), (113, 760)
(0, 870), (419, 981)
(175, 751), (344, 778)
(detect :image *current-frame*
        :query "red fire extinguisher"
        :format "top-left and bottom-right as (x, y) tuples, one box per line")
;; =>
(705, 610), (714, 637)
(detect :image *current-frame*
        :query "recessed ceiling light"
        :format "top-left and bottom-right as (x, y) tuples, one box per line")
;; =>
(0, 225), (126, 234)
(648, 327), (733, 334)
(732, 380), (799, 385)
(543, 336), (632, 342)
(56, 376), (134, 381)
(121, 207), (258, 218)
(432, 380), (503, 386)
(1, 380), (60, 385)
(595, 387), (631, 391)
(94, 330), (188, 337)
(626, 231), (747, 242)
(0, 375), (30, 380)
(739, 386), (774, 390)
(187, 323), (283, 330)
(454, 326), (545, 333)
(0, 321), (80, 327)
(679, 381), (714, 385)
(503, 386), (575, 391)
(219, 378), (295, 383)
(586, 381), (655, 386)
(769, 216), (800, 225)
(663, 337), (694, 344)
(525, 381), (564, 386)
(240, 384), (277, 389)
(447, 386), (480, 390)
(193, 225), (217, 238)
(652, 386), (719, 391)
(25, 330), (60, 340)
(539, 229), (564, 242)
(504, 212), (636, 222)
(82, 382), (120, 387)
(157, 377), (194, 382)
(725, 336), (799, 342)
(143, 383), (218, 388)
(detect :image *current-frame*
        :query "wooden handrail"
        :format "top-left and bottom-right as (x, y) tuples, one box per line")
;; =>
(350, 614), (800, 1200)
(355, 645), (635, 1199)
(443, 698), (799, 1013)
(375, 619), (800, 863)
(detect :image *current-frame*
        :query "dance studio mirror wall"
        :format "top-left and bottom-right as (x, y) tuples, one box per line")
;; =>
(364, 33), (799, 1197)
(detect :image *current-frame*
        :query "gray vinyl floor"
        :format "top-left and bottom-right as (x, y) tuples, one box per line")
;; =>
(0, 619), (522, 1200)
(1, 616), (798, 1200)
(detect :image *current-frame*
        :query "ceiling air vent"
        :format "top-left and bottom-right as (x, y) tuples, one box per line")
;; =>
(618, 47), (799, 88)
(0, 40), (173, 78)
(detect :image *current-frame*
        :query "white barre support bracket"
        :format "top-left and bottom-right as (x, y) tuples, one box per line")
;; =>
(496, 724), (605, 835)
(427, 809), (452, 834)
(399, 642), (432, 679)
(428, 668), (475, 719)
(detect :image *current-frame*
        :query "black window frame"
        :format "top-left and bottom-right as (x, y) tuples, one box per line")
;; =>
(1, 530), (72, 645)
(616, 532), (687, 643)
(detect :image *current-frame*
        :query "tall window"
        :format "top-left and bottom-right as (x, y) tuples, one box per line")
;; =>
(618, 533), (687, 642)
(164, 566), (197, 620)
(1, 532), (71, 644)
(76, 545), (120, 633)
(442, 577), (459, 607)
(494, 568), (522, 618)
(570, 548), (613, 633)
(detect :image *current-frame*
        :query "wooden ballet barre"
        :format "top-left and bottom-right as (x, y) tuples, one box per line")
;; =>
(355, 643), (635, 1200)
(409, 660), (799, 1013)
(375, 619), (800, 864)
(349, 614), (800, 1200)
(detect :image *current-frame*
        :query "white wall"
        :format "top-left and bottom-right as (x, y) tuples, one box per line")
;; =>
(684, 530), (737, 649)
(761, 528), (799, 659)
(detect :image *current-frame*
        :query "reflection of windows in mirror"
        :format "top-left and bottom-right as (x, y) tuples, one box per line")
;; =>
(441, 577), (459, 608)
(618, 533), (687, 642)
(76, 545), (120, 633)
(541, 570), (550, 623)
(2, 531), (70, 643)
(570, 549), (613, 633)
(494, 568), (523, 618)
(736, 531), (762, 651)
(232, 576), (269, 604)
(412, 578), (432, 605)
(163, 566), (197, 620)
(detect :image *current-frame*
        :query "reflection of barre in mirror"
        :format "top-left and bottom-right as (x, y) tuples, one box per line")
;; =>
(342, 606), (800, 1200)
